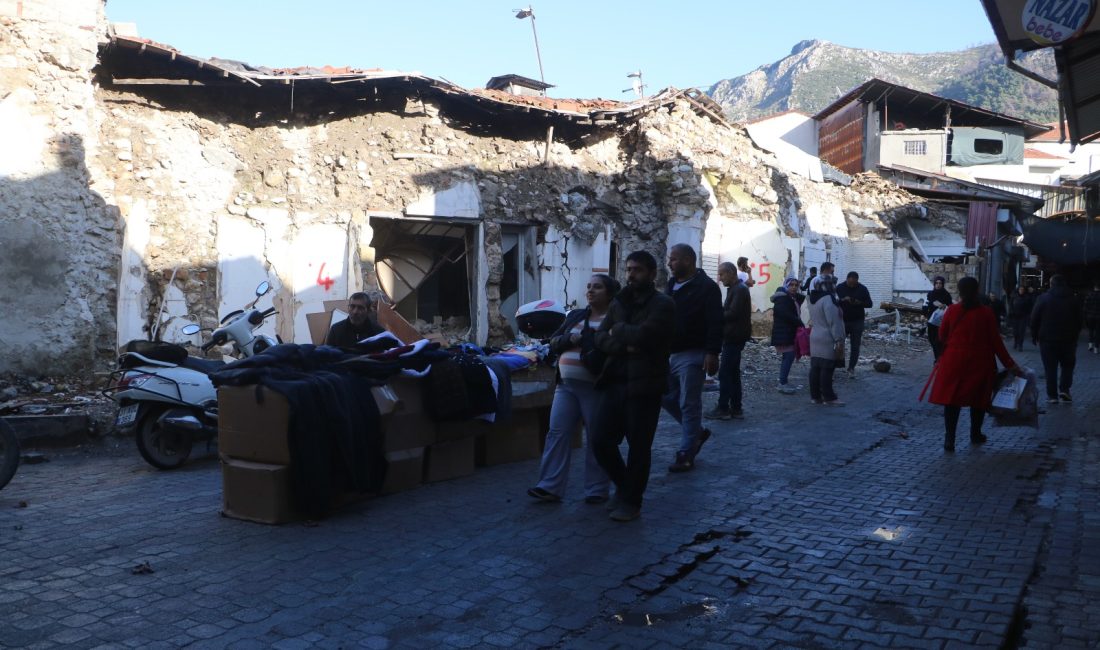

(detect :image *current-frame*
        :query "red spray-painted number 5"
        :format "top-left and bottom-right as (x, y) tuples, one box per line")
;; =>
(757, 262), (772, 284)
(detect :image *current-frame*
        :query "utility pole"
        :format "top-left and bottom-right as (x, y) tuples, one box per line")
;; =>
(514, 7), (545, 84)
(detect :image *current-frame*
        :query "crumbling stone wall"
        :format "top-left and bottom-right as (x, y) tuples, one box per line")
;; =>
(0, 1), (118, 375)
(3, 0), (947, 377)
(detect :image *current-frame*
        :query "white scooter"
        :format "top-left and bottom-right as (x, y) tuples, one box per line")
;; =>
(105, 281), (278, 469)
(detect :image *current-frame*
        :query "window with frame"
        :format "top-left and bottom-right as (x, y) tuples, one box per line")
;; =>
(903, 140), (927, 156)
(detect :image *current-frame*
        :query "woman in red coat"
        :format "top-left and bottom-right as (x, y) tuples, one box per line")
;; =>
(928, 277), (1022, 452)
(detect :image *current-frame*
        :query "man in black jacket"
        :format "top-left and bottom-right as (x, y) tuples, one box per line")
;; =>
(325, 292), (385, 347)
(835, 271), (874, 377)
(1031, 275), (1083, 403)
(662, 244), (724, 473)
(592, 250), (676, 522)
(706, 262), (751, 421)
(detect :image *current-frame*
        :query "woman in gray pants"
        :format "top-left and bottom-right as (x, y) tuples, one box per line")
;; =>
(527, 274), (618, 504)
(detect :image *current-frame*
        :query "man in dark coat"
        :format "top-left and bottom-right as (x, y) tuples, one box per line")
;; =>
(1030, 275), (1083, 403)
(325, 292), (385, 347)
(835, 270), (873, 377)
(706, 262), (751, 421)
(1008, 285), (1034, 351)
(591, 250), (676, 522)
(662, 244), (724, 473)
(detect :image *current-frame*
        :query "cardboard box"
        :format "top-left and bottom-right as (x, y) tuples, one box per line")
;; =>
(380, 447), (424, 495)
(220, 385), (397, 463)
(436, 418), (484, 443)
(424, 437), (475, 483)
(476, 409), (543, 467)
(218, 385), (292, 465)
(221, 457), (301, 525)
(511, 379), (555, 410)
(388, 376), (425, 413)
(382, 411), (438, 452)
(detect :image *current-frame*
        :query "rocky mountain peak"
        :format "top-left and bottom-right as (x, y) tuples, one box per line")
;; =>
(708, 42), (1058, 124)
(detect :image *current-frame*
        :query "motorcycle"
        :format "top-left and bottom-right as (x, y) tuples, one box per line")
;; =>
(104, 281), (278, 469)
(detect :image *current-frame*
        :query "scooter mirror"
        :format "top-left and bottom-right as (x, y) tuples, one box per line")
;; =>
(180, 324), (202, 335)
(255, 281), (271, 297)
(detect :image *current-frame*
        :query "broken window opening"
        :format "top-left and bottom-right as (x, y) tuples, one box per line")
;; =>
(500, 226), (540, 336)
(369, 216), (474, 337)
(973, 139), (1004, 155)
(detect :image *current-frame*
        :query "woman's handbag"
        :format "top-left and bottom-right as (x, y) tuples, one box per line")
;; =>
(578, 316), (607, 375)
(794, 326), (811, 360)
(834, 338), (846, 362)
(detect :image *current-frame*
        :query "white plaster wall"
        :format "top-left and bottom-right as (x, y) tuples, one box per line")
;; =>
(746, 113), (823, 181)
(894, 245), (934, 300)
(880, 131), (947, 174)
(405, 181), (481, 219)
(216, 214), (280, 343)
(289, 223), (350, 344)
(116, 199), (150, 347)
(711, 217), (789, 311)
(537, 226), (612, 310)
(803, 203), (849, 238)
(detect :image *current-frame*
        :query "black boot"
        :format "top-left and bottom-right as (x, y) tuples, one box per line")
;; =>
(944, 431), (955, 452)
(970, 432), (988, 445)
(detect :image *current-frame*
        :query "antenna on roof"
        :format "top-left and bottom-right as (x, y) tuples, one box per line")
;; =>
(623, 70), (645, 98)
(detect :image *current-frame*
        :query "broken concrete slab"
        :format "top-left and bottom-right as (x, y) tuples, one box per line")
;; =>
(4, 415), (91, 448)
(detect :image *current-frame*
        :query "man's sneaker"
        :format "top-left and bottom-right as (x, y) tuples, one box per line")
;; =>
(1047, 396), (1059, 404)
(847, 367), (856, 379)
(778, 384), (797, 395)
(609, 503), (641, 522)
(703, 406), (731, 420)
(730, 409), (744, 419)
(1059, 391), (1072, 403)
(668, 451), (694, 473)
(824, 399), (846, 407)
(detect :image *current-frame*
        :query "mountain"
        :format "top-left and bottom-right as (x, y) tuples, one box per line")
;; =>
(709, 40), (1059, 125)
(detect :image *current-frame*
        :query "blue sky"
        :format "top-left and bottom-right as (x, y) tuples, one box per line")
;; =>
(105, 1), (998, 99)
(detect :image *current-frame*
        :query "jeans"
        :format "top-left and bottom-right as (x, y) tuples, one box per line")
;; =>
(1039, 339), (1077, 397)
(535, 379), (610, 499)
(662, 349), (706, 454)
(809, 356), (838, 402)
(717, 340), (745, 412)
(843, 320), (864, 371)
(779, 349), (796, 385)
(591, 383), (663, 508)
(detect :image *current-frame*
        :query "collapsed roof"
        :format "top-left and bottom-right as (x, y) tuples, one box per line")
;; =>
(97, 34), (729, 135)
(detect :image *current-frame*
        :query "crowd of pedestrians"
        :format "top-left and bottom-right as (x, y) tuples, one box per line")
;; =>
(528, 244), (1096, 521)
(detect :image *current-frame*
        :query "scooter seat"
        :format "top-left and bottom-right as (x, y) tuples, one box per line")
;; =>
(182, 357), (227, 375)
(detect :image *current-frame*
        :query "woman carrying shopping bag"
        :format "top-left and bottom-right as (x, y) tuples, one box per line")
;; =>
(925, 277), (1023, 452)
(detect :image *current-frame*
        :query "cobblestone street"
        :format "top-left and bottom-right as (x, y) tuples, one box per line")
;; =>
(1, 337), (1096, 649)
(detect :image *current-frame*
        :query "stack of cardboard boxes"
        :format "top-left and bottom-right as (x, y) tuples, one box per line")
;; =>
(218, 301), (560, 524)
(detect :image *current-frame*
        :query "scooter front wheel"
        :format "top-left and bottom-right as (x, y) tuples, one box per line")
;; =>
(0, 418), (19, 490)
(136, 409), (193, 470)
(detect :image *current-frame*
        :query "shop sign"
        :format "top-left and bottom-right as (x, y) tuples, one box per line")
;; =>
(1023, 0), (1096, 46)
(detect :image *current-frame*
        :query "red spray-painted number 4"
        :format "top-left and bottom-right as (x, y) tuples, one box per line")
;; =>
(316, 262), (334, 291)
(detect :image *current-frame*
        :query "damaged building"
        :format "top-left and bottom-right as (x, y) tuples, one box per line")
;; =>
(2, 0), (943, 377)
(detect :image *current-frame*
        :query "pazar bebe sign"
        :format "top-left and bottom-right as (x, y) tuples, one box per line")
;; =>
(1023, 0), (1096, 45)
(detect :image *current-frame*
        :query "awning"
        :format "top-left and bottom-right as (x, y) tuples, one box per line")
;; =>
(1020, 213), (1100, 264)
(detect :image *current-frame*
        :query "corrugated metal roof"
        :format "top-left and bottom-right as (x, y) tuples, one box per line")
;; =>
(813, 79), (1052, 140)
